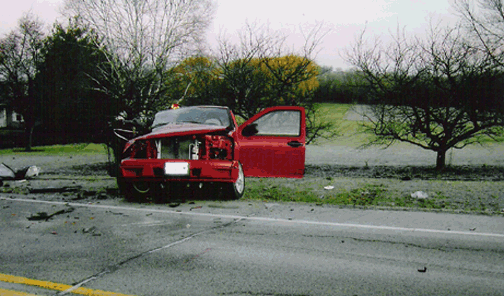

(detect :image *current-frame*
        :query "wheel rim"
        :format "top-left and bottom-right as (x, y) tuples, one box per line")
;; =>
(133, 182), (150, 194)
(234, 164), (245, 194)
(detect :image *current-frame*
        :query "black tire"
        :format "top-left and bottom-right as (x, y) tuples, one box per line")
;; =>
(224, 162), (245, 199)
(120, 180), (152, 202)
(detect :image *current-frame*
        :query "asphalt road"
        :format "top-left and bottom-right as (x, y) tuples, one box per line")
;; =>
(1, 196), (504, 296)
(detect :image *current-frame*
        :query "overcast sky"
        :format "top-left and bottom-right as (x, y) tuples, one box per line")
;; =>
(1, 0), (458, 69)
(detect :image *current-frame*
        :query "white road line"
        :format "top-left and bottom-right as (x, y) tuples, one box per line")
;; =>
(3, 197), (504, 238)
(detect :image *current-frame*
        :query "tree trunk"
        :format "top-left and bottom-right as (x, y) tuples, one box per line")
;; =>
(436, 150), (446, 171)
(25, 125), (35, 151)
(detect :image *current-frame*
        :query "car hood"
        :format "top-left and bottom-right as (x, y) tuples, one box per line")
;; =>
(124, 123), (230, 152)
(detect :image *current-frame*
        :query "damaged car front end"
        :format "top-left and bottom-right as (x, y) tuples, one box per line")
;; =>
(118, 106), (244, 202)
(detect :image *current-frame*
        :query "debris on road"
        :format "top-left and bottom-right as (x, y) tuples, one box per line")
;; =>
(29, 186), (82, 194)
(82, 226), (101, 236)
(411, 191), (429, 199)
(418, 267), (427, 273)
(0, 163), (40, 180)
(0, 163), (16, 179)
(324, 185), (334, 190)
(27, 206), (75, 221)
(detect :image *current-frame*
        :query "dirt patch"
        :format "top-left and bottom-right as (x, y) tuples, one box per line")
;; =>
(305, 164), (504, 181)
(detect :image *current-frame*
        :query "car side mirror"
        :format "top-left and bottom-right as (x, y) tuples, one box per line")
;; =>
(242, 124), (259, 137)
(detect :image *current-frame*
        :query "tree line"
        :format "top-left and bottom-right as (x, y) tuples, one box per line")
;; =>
(1, 0), (504, 170)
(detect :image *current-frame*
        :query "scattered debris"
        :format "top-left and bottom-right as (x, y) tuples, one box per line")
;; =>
(29, 186), (82, 194)
(418, 267), (427, 273)
(190, 206), (202, 211)
(82, 190), (97, 196)
(82, 226), (101, 236)
(27, 206), (75, 221)
(0, 163), (40, 180)
(470, 227), (476, 231)
(324, 185), (334, 190)
(411, 191), (429, 199)
(0, 163), (15, 179)
(207, 204), (239, 209)
(264, 203), (279, 209)
(18, 166), (40, 179)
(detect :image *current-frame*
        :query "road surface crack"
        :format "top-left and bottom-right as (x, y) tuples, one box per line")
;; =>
(54, 217), (243, 295)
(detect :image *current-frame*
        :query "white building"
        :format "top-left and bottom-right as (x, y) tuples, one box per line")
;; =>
(0, 104), (24, 128)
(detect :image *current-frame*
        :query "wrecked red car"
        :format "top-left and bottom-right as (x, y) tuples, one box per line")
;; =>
(118, 106), (306, 201)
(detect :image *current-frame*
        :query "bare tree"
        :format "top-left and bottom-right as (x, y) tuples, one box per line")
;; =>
(62, 0), (215, 122)
(346, 24), (504, 170)
(454, 0), (504, 65)
(0, 14), (45, 150)
(210, 22), (336, 144)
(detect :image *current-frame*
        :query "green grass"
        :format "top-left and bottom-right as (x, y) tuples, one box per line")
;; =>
(242, 177), (503, 214)
(0, 143), (107, 156)
(314, 103), (372, 146)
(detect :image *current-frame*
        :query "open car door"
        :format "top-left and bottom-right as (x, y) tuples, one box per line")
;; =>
(237, 106), (306, 178)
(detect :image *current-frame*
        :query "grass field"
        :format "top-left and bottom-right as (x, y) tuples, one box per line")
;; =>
(0, 143), (107, 156)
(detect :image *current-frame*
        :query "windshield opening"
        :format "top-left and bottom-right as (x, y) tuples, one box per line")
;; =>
(152, 107), (233, 129)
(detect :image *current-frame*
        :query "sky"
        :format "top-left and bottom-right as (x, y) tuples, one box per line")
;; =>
(1, 0), (458, 69)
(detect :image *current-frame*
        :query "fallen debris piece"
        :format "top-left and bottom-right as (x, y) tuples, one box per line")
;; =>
(207, 204), (239, 209)
(411, 191), (429, 199)
(190, 206), (202, 211)
(324, 186), (334, 190)
(0, 163), (40, 180)
(0, 163), (15, 179)
(27, 206), (75, 221)
(82, 226), (101, 236)
(27, 212), (49, 221)
(30, 186), (82, 194)
(16, 166), (40, 179)
(418, 267), (427, 273)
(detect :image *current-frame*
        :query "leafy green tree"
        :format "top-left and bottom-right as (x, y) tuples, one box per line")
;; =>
(314, 68), (369, 104)
(0, 14), (45, 150)
(36, 21), (114, 144)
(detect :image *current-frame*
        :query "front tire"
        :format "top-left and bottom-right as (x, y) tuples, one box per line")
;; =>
(225, 162), (245, 199)
(120, 180), (154, 202)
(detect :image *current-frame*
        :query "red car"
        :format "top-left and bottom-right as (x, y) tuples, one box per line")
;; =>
(118, 106), (306, 201)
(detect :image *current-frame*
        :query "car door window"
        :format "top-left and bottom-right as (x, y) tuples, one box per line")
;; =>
(248, 110), (301, 136)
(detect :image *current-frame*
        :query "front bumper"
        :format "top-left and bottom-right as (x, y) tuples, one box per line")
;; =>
(120, 159), (240, 183)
